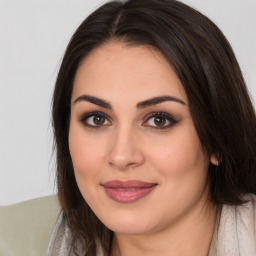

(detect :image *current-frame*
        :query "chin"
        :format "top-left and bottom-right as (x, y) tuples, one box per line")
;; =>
(108, 223), (152, 235)
(99, 211), (156, 235)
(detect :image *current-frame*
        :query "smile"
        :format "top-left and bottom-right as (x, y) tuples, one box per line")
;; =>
(102, 180), (157, 203)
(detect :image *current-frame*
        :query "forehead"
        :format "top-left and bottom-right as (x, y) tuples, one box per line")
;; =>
(72, 42), (188, 105)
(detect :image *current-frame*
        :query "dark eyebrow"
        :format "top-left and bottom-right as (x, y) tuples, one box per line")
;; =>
(73, 94), (186, 109)
(137, 96), (186, 109)
(73, 95), (112, 109)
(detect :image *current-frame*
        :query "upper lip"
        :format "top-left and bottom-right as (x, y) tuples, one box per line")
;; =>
(102, 180), (157, 188)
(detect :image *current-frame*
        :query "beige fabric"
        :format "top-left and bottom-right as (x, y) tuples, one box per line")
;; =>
(1, 194), (256, 255)
(0, 195), (60, 256)
(46, 211), (104, 256)
(216, 194), (256, 255)
(208, 206), (221, 256)
(209, 194), (256, 256)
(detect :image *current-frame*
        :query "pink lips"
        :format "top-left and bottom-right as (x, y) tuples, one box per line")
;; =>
(102, 180), (157, 203)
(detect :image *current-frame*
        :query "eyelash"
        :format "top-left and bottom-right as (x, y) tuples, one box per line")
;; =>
(143, 112), (177, 130)
(79, 111), (177, 130)
(80, 111), (110, 129)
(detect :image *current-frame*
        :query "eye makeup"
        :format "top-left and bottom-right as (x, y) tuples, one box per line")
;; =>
(78, 109), (178, 131)
(79, 111), (111, 128)
(142, 111), (177, 130)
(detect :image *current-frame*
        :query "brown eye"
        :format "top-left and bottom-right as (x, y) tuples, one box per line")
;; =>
(93, 116), (105, 125)
(154, 116), (166, 127)
(143, 112), (177, 130)
(80, 112), (111, 128)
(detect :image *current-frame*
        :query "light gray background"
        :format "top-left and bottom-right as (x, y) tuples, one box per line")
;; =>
(1, 0), (255, 205)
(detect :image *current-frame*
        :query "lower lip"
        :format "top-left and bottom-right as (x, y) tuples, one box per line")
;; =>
(103, 185), (157, 203)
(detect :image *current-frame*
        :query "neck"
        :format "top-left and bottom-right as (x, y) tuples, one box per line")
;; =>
(110, 198), (217, 256)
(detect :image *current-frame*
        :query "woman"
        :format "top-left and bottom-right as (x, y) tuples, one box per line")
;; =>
(47, 0), (256, 255)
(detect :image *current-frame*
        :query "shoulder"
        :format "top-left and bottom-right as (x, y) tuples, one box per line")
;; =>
(221, 193), (256, 218)
(0, 195), (61, 256)
(217, 193), (256, 255)
(225, 193), (256, 220)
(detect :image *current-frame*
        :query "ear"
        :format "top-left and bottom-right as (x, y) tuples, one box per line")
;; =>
(210, 154), (220, 166)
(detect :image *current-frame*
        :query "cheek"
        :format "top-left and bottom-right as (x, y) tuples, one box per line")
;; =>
(68, 125), (104, 179)
(147, 128), (208, 179)
(68, 127), (105, 207)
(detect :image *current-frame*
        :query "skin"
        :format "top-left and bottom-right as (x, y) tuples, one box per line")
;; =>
(69, 41), (217, 256)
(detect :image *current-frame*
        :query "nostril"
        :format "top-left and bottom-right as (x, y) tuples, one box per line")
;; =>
(108, 153), (145, 170)
(107, 133), (145, 169)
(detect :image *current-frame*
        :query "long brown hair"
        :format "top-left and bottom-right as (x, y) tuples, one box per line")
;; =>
(52, 0), (256, 254)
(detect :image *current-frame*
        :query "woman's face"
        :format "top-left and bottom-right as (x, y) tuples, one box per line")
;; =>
(69, 42), (211, 235)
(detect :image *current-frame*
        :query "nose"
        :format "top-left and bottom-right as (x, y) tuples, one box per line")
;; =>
(108, 127), (145, 170)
